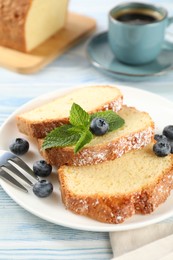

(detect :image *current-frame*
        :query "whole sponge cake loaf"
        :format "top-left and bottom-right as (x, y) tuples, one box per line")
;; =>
(38, 105), (154, 167)
(17, 86), (123, 138)
(58, 143), (173, 224)
(0, 0), (68, 52)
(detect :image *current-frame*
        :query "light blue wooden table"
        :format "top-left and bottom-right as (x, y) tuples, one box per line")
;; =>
(0, 0), (173, 259)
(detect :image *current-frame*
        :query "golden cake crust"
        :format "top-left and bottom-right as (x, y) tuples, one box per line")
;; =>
(0, 0), (31, 52)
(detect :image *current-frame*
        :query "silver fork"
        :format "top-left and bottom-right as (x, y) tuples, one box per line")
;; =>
(0, 150), (39, 192)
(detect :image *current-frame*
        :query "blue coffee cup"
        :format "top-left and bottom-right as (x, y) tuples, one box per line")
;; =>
(108, 2), (173, 65)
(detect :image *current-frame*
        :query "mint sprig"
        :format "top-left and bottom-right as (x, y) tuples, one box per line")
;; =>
(42, 103), (125, 153)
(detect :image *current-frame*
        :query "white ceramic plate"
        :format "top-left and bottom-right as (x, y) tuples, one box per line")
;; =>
(1, 84), (173, 232)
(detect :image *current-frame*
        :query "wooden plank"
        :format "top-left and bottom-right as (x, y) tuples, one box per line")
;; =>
(0, 12), (96, 74)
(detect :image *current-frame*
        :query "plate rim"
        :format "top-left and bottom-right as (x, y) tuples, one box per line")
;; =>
(1, 83), (173, 232)
(87, 31), (173, 78)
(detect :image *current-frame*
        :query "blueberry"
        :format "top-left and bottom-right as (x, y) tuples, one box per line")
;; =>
(163, 125), (173, 140)
(33, 160), (52, 177)
(153, 140), (171, 157)
(90, 117), (109, 136)
(33, 180), (53, 198)
(154, 134), (167, 142)
(9, 138), (29, 156)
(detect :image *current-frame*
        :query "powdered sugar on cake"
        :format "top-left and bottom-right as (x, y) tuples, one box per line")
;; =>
(72, 126), (154, 166)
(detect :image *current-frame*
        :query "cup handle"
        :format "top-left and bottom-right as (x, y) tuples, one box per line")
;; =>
(163, 17), (173, 50)
(167, 16), (173, 26)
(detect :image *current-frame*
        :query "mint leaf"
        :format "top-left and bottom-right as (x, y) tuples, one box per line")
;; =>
(91, 110), (125, 131)
(70, 103), (90, 127)
(42, 124), (80, 149)
(74, 130), (93, 153)
(42, 104), (125, 154)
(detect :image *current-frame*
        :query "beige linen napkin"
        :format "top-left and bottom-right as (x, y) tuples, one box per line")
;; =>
(110, 222), (173, 260)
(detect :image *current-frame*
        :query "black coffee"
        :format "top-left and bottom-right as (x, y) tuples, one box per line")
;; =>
(116, 12), (158, 25)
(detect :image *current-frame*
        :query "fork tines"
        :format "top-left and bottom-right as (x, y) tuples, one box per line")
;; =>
(0, 150), (39, 192)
